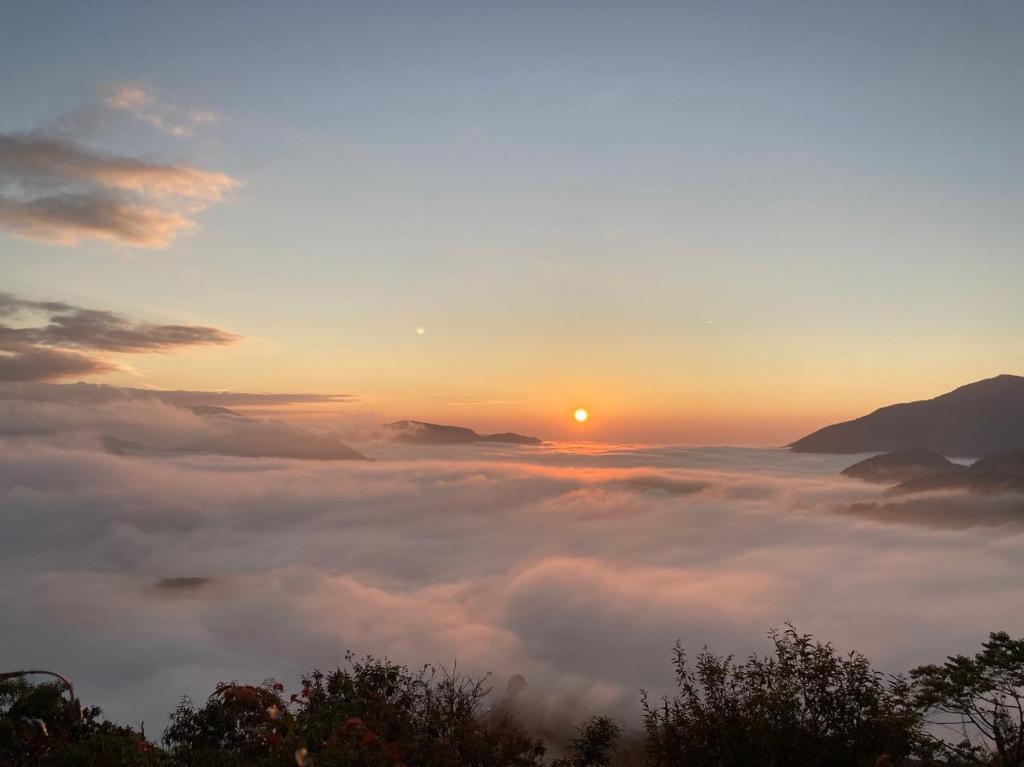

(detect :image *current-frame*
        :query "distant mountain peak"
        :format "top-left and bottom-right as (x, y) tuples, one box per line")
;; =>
(188, 405), (246, 418)
(386, 420), (541, 446)
(841, 448), (957, 483)
(790, 374), (1024, 456)
(840, 445), (1024, 497)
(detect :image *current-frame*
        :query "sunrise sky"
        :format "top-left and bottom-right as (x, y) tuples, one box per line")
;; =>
(3, 1), (1023, 443)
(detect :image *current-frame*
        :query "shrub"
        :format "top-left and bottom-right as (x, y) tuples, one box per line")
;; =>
(553, 716), (621, 767)
(162, 654), (547, 767)
(0, 672), (164, 767)
(641, 626), (923, 767)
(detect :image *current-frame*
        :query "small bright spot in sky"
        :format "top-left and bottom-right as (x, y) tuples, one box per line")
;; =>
(416, 327), (426, 335)
(574, 408), (589, 423)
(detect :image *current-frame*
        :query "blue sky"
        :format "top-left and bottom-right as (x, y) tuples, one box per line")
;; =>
(2, 1), (1023, 441)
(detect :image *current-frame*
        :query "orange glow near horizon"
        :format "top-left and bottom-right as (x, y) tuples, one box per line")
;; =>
(99, 351), (1017, 446)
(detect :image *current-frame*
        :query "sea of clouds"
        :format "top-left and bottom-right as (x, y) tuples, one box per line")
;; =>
(2, 383), (1024, 737)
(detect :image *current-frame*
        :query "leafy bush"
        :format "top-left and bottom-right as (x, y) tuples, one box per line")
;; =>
(641, 626), (923, 767)
(18, 626), (1024, 766)
(162, 654), (546, 766)
(0, 672), (164, 766)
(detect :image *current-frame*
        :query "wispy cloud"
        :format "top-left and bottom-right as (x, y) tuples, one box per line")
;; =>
(0, 381), (355, 409)
(0, 293), (238, 381)
(101, 81), (221, 138)
(0, 191), (194, 248)
(0, 85), (237, 249)
(0, 134), (234, 202)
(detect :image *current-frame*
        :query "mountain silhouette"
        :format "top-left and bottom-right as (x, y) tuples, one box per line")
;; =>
(790, 374), (1024, 456)
(970, 448), (1024, 478)
(386, 420), (541, 445)
(841, 445), (1024, 496)
(840, 448), (958, 483)
(188, 405), (246, 418)
(887, 469), (1024, 496)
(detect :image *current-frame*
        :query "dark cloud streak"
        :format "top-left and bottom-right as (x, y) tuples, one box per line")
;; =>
(0, 381), (355, 408)
(0, 293), (238, 381)
(0, 345), (114, 382)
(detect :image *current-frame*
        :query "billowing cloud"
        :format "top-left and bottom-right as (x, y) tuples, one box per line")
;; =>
(2, 384), (1024, 736)
(0, 86), (237, 249)
(0, 293), (238, 381)
(0, 192), (192, 248)
(0, 382), (364, 461)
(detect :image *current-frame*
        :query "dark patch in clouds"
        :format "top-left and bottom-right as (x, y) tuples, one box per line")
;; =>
(0, 293), (238, 381)
(609, 473), (710, 496)
(840, 494), (1024, 529)
(0, 84), (236, 249)
(154, 576), (211, 592)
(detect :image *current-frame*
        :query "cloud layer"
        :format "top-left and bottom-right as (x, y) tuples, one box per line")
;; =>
(0, 84), (236, 248)
(2, 383), (1024, 736)
(0, 293), (238, 381)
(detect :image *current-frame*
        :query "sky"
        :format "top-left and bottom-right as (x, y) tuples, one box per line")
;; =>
(2, 1), (1024, 443)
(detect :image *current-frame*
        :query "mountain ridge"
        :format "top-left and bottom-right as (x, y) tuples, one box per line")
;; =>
(790, 374), (1024, 455)
(386, 420), (541, 446)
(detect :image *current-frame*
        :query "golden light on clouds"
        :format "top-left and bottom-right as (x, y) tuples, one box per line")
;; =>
(574, 408), (589, 423)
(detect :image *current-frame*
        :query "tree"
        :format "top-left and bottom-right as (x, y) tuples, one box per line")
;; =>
(163, 682), (295, 766)
(0, 671), (164, 766)
(553, 716), (621, 767)
(642, 625), (922, 767)
(912, 630), (1024, 767)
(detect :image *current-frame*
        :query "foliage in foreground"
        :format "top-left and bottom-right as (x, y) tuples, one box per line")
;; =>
(5, 628), (1024, 766)
(642, 626), (924, 767)
(912, 631), (1024, 767)
(0, 673), (162, 766)
(162, 654), (548, 767)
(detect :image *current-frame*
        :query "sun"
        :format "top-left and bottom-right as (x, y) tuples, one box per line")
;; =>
(573, 408), (589, 423)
